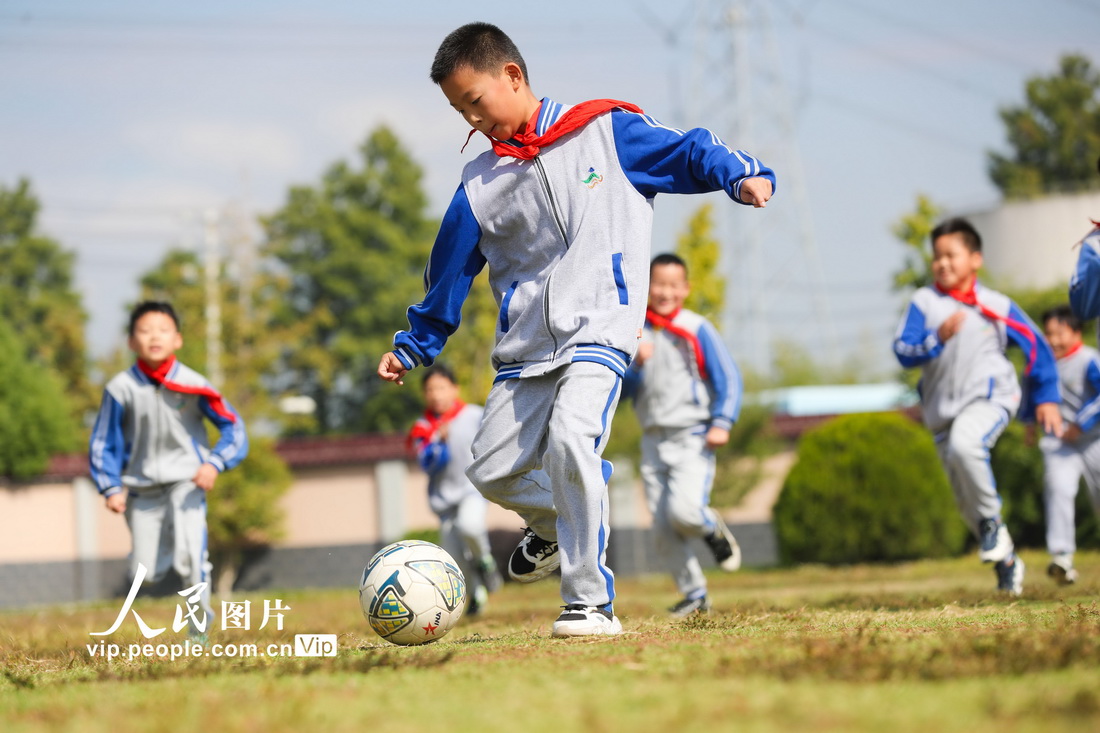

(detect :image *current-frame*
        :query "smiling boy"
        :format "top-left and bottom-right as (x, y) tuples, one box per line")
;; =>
(893, 218), (1061, 595)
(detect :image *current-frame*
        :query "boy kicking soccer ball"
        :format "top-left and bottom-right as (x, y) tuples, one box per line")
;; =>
(378, 22), (774, 637)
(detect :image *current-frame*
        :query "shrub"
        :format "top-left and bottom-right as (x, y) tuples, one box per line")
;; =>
(774, 412), (967, 565)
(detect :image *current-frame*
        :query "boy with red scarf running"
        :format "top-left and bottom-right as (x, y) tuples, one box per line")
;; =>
(408, 365), (502, 615)
(622, 254), (743, 618)
(378, 22), (774, 636)
(893, 218), (1061, 595)
(89, 301), (248, 633)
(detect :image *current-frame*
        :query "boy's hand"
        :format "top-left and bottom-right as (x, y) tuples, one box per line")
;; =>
(1035, 402), (1064, 438)
(378, 352), (408, 385)
(194, 463), (219, 492)
(938, 311), (965, 342)
(105, 493), (127, 514)
(705, 426), (730, 450)
(739, 177), (773, 208)
(634, 341), (654, 366)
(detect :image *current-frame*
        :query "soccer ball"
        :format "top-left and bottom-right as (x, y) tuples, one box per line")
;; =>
(358, 540), (467, 646)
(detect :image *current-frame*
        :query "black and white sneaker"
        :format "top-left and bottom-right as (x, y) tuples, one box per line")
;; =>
(508, 527), (560, 583)
(669, 595), (711, 618)
(1047, 554), (1079, 586)
(703, 508), (742, 572)
(551, 604), (623, 638)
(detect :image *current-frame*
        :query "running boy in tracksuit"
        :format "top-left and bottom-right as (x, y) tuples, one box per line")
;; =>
(408, 364), (503, 615)
(89, 301), (249, 633)
(893, 218), (1061, 596)
(377, 22), (774, 637)
(622, 253), (743, 618)
(1037, 305), (1100, 585)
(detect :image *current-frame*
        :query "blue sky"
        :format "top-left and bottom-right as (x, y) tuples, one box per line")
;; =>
(2, 0), (1097, 377)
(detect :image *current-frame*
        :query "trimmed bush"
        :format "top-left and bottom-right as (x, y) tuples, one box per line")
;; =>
(774, 412), (967, 565)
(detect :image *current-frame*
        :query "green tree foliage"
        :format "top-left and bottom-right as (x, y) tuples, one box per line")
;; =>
(675, 203), (725, 321)
(891, 195), (942, 293)
(263, 127), (436, 433)
(0, 178), (93, 425)
(0, 320), (77, 478)
(206, 437), (292, 593)
(988, 54), (1100, 199)
(774, 413), (967, 565)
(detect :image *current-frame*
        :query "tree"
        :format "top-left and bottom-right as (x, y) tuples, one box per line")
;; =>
(988, 54), (1100, 199)
(0, 319), (77, 478)
(675, 203), (726, 322)
(0, 178), (93, 426)
(263, 127), (436, 433)
(891, 194), (941, 293)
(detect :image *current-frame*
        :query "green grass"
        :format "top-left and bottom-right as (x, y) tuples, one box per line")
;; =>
(3, 550), (1100, 732)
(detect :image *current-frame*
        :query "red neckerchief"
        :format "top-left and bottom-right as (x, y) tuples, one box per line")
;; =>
(645, 307), (707, 379)
(463, 99), (644, 160)
(1058, 341), (1084, 361)
(407, 399), (467, 450)
(934, 281), (1038, 374)
(137, 355), (237, 423)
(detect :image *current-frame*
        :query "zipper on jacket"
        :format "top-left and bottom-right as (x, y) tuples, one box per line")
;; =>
(534, 154), (567, 357)
(533, 155), (568, 246)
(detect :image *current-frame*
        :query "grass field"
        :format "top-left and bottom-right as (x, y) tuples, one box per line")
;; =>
(3, 549), (1100, 732)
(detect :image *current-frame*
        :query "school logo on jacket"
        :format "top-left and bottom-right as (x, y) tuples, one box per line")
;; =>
(581, 167), (604, 189)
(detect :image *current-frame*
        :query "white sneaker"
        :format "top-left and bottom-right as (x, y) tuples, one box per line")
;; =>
(995, 555), (1025, 596)
(978, 519), (1014, 564)
(551, 605), (623, 638)
(1047, 554), (1079, 586)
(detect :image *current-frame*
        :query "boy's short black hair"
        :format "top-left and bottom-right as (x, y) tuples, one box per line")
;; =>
(1042, 304), (1083, 333)
(651, 252), (688, 276)
(128, 301), (180, 336)
(931, 217), (982, 253)
(422, 363), (457, 388)
(430, 22), (529, 85)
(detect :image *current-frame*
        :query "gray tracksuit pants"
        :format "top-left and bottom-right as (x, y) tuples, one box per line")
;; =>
(640, 426), (717, 599)
(436, 493), (493, 595)
(1040, 434), (1100, 556)
(934, 400), (1011, 538)
(467, 362), (621, 609)
(126, 480), (213, 627)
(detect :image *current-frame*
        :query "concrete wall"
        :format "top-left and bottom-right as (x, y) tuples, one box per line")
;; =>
(966, 191), (1100, 290)
(0, 456), (778, 609)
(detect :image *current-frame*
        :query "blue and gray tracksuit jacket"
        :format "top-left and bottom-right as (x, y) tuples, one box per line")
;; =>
(391, 98), (776, 380)
(1054, 344), (1100, 437)
(893, 283), (1059, 433)
(411, 403), (485, 515)
(88, 361), (249, 497)
(622, 309), (742, 431)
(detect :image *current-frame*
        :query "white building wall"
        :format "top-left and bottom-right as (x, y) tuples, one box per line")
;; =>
(965, 191), (1100, 290)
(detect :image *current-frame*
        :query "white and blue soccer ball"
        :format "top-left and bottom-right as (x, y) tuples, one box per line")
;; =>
(358, 540), (467, 646)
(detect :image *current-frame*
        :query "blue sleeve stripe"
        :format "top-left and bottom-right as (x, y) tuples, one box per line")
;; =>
(200, 397), (249, 471)
(893, 301), (941, 367)
(395, 185), (486, 368)
(697, 320), (742, 423)
(1008, 302), (1060, 404)
(1077, 358), (1100, 431)
(89, 391), (126, 493)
